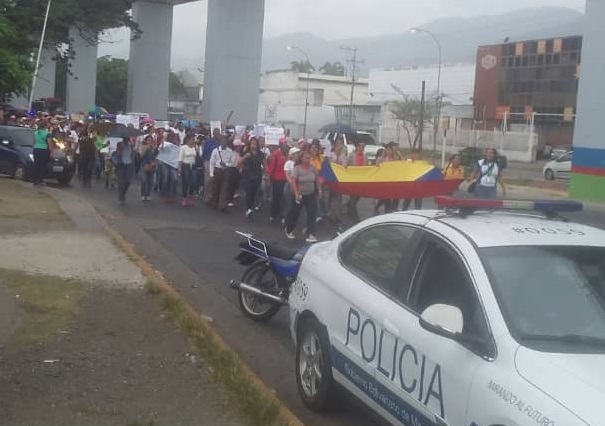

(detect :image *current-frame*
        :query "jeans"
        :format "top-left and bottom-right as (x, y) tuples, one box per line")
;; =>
(286, 194), (318, 236)
(116, 164), (131, 202)
(475, 184), (497, 199)
(79, 155), (95, 186)
(159, 162), (177, 198)
(244, 178), (261, 211)
(402, 198), (423, 211)
(140, 167), (154, 197)
(207, 168), (231, 209)
(271, 180), (286, 219)
(32, 148), (49, 185)
(181, 164), (196, 198)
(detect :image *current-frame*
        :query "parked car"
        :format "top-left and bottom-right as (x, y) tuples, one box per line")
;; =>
(0, 125), (75, 185)
(320, 131), (381, 164)
(543, 151), (572, 181)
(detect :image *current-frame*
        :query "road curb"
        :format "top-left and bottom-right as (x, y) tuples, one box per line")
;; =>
(93, 209), (306, 426)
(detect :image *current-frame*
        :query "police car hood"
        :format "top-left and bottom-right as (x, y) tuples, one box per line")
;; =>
(515, 346), (604, 425)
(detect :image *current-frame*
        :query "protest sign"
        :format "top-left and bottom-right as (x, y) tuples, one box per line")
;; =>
(155, 120), (170, 130)
(156, 142), (180, 169)
(235, 125), (246, 139)
(116, 114), (140, 128)
(264, 127), (285, 146)
(253, 124), (266, 138)
(210, 121), (222, 133)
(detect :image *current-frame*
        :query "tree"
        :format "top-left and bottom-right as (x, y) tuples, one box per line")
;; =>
(96, 56), (128, 113)
(169, 72), (187, 99)
(389, 95), (436, 150)
(0, 0), (139, 100)
(0, 14), (32, 101)
(290, 60), (315, 74)
(319, 61), (345, 77)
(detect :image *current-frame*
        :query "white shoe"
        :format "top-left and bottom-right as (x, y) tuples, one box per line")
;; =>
(246, 209), (253, 218)
(142, 196), (146, 201)
(285, 230), (295, 240)
(227, 202), (235, 207)
(306, 235), (318, 243)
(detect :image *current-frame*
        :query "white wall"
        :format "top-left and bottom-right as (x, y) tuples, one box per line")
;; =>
(368, 63), (476, 105)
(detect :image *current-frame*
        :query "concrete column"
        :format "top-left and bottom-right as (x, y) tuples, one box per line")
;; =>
(33, 48), (57, 99)
(570, 0), (605, 202)
(66, 29), (98, 113)
(127, 1), (173, 119)
(203, 0), (265, 124)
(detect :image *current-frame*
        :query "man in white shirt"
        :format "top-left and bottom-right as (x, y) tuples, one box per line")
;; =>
(207, 137), (238, 213)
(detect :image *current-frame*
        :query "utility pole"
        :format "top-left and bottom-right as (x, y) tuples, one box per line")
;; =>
(340, 46), (363, 126)
(418, 80), (426, 151)
(29, 0), (53, 112)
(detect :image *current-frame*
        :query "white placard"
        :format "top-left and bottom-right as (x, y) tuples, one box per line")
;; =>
(210, 121), (222, 133)
(155, 120), (170, 130)
(235, 125), (246, 139)
(105, 137), (122, 154)
(116, 114), (140, 128)
(264, 127), (285, 146)
(156, 142), (180, 169)
(253, 124), (266, 138)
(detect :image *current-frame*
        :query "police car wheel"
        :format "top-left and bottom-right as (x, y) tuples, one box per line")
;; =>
(544, 169), (555, 181)
(237, 262), (281, 322)
(296, 318), (337, 411)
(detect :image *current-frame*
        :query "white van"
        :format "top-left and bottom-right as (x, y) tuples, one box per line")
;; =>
(320, 131), (382, 164)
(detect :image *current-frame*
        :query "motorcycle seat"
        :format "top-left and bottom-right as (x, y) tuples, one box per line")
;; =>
(240, 241), (299, 260)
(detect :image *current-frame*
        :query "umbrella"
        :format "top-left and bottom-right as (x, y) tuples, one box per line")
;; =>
(88, 106), (109, 116)
(109, 123), (143, 138)
(318, 123), (355, 134)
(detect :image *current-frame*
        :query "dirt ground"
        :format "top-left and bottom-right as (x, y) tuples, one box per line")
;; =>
(0, 180), (248, 426)
(0, 272), (246, 426)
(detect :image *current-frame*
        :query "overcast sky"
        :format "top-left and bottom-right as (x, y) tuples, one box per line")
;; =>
(98, 0), (585, 67)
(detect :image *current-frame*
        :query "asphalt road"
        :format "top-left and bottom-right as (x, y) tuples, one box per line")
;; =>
(60, 177), (603, 426)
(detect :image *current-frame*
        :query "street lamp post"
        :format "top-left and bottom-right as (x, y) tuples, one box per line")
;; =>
(410, 28), (443, 156)
(29, 0), (53, 112)
(287, 46), (311, 139)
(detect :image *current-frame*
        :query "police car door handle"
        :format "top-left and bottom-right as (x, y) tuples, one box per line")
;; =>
(382, 319), (399, 336)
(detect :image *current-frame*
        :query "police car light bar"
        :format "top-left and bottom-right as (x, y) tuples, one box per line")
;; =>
(434, 196), (583, 214)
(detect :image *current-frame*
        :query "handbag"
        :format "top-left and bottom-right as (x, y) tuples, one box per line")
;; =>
(144, 162), (156, 173)
(110, 151), (123, 168)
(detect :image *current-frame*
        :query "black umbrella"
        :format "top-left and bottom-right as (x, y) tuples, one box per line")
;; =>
(109, 124), (143, 138)
(318, 123), (356, 134)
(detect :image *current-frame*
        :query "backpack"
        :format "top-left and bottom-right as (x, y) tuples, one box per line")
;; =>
(110, 151), (123, 168)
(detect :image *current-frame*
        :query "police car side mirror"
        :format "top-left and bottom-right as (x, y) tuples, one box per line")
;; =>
(419, 304), (464, 336)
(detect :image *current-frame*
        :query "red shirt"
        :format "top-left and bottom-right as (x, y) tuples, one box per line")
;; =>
(267, 148), (287, 181)
(355, 152), (365, 166)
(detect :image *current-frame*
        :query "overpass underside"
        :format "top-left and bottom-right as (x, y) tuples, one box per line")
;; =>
(65, 0), (264, 125)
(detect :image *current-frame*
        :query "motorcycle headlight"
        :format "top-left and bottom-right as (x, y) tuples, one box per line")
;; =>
(28, 153), (34, 161)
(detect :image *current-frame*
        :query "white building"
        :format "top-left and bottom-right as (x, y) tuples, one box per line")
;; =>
(258, 70), (369, 137)
(368, 63), (476, 145)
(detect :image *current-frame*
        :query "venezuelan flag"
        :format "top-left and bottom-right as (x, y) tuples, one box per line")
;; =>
(320, 159), (462, 199)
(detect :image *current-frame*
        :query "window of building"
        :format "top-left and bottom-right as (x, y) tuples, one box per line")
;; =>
(553, 54), (560, 65)
(546, 39), (554, 53)
(514, 57), (521, 67)
(537, 55), (544, 66)
(522, 56), (529, 67)
(545, 54), (553, 65)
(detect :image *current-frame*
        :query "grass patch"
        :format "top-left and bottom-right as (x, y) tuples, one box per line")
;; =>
(0, 269), (88, 348)
(144, 280), (290, 426)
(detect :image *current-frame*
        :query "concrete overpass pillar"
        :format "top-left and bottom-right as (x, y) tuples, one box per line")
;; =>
(203, 0), (265, 124)
(570, 0), (605, 202)
(127, 1), (173, 119)
(33, 48), (57, 100)
(66, 29), (98, 113)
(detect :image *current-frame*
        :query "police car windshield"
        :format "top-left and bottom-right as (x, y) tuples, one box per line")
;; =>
(480, 246), (605, 352)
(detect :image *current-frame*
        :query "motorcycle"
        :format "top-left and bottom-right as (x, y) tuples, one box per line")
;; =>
(230, 231), (309, 322)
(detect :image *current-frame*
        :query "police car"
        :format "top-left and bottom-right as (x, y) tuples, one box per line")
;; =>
(289, 197), (605, 426)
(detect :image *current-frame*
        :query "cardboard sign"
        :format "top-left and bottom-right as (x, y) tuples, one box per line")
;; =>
(264, 126), (285, 146)
(116, 114), (140, 128)
(156, 142), (180, 169)
(210, 121), (222, 133)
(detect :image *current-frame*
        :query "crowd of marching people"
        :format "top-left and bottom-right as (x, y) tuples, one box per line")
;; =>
(7, 114), (506, 242)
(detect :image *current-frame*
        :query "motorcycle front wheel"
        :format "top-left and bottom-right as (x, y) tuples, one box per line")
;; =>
(238, 261), (282, 322)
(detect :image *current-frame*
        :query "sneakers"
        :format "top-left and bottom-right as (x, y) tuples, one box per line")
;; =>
(305, 234), (319, 243)
(227, 202), (235, 207)
(285, 229), (295, 240)
(246, 209), (253, 219)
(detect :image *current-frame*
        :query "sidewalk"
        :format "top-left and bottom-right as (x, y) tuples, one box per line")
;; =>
(507, 183), (605, 213)
(0, 179), (247, 426)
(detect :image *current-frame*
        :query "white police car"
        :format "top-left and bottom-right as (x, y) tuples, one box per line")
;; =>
(289, 197), (605, 426)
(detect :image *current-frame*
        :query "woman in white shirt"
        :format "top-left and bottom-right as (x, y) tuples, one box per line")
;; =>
(178, 134), (198, 207)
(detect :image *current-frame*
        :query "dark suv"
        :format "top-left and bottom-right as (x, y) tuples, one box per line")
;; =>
(0, 125), (75, 185)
